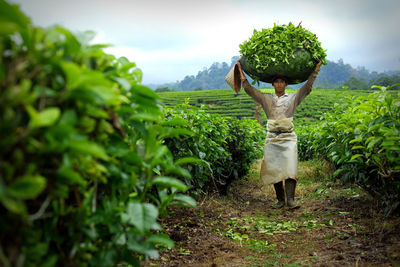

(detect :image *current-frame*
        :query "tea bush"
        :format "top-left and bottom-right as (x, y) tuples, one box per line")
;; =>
(0, 1), (196, 266)
(158, 88), (372, 127)
(164, 103), (266, 194)
(297, 87), (400, 215)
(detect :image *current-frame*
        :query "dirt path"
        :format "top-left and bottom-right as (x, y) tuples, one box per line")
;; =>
(146, 160), (400, 267)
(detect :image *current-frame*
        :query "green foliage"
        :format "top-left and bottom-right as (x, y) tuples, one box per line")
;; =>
(155, 87), (173, 93)
(158, 88), (372, 127)
(227, 216), (333, 235)
(296, 126), (316, 161)
(239, 22), (327, 83)
(0, 1), (195, 266)
(173, 60), (235, 91)
(163, 102), (265, 194)
(157, 57), (397, 91)
(343, 76), (369, 90)
(369, 74), (400, 90)
(297, 86), (400, 215)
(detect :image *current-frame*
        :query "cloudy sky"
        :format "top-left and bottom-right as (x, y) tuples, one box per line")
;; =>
(12, 0), (400, 84)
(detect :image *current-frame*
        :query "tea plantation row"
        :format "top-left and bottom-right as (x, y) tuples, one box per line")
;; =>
(158, 88), (372, 126)
(159, 87), (400, 216)
(297, 87), (400, 215)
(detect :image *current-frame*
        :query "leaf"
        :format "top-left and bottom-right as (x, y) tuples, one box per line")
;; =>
(113, 77), (131, 90)
(151, 177), (188, 192)
(61, 62), (81, 89)
(381, 140), (395, 147)
(131, 85), (159, 99)
(0, 0), (30, 32)
(122, 202), (159, 233)
(68, 140), (109, 160)
(333, 168), (345, 179)
(161, 117), (188, 126)
(151, 145), (170, 166)
(119, 61), (137, 73)
(371, 85), (383, 90)
(115, 233), (126, 246)
(0, 195), (26, 214)
(161, 128), (194, 138)
(174, 157), (202, 166)
(350, 154), (363, 161)
(147, 234), (174, 249)
(130, 112), (160, 122)
(367, 137), (383, 149)
(56, 167), (87, 186)
(122, 151), (142, 165)
(127, 238), (159, 259)
(89, 85), (120, 105)
(27, 106), (61, 129)
(145, 129), (157, 160)
(172, 194), (197, 208)
(7, 175), (46, 199)
(0, 21), (19, 35)
(166, 166), (192, 179)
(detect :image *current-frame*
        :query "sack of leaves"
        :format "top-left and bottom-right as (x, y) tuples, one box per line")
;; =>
(239, 22), (327, 84)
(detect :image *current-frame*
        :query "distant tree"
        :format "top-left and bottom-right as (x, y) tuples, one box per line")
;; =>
(314, 59), (354, 87)
(164, 57), (399, 91)
(343, 76), (369, 90)
(155, 87), (173, 92)
(369, 73), (400, 90)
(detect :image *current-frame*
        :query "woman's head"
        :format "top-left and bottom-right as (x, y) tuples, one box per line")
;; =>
(272, 76), (288, 96)
(272, 75), (288, 85)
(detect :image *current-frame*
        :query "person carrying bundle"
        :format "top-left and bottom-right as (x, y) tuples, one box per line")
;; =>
(225, 23), (326, 208)
(235, 60), (322, 208)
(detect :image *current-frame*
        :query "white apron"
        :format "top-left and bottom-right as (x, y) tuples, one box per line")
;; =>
(260, 117), (298, 185)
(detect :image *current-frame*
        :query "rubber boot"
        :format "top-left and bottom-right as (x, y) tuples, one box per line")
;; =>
(285, 178), (300, 209)
(272, 181), (285, 209)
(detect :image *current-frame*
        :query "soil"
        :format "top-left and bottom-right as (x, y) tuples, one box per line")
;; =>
(145, 160), (400, 267)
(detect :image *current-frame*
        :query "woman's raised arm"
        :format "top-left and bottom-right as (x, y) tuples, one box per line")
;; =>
(237, 61), (265, 104)
(293, 61), (322, 105)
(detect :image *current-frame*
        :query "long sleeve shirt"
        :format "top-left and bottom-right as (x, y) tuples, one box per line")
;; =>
(242, 71), (319, 120)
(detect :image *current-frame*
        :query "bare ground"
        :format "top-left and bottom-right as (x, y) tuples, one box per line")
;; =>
(145, 160), (400, 267)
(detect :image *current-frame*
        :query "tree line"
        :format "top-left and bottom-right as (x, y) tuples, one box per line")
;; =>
(153, 57), (400, 91)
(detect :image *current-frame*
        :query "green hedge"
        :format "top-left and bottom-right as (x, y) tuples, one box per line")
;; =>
(0, 1), (196, 266)
(297, 87), (400, 215)
(164, 103), (266, 194)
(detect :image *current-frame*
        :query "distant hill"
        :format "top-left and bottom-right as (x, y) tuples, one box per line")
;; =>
(147, 57), (399, 91)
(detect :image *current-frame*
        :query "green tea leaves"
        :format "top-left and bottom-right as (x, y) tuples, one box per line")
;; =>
(297, 87), (400, 215)
(122, 202), (159, 233)
(239, 22), (327, 83)
(7, 175), (46, 199)
(152, 176), (189, 192)
(27, 106), (61, 129)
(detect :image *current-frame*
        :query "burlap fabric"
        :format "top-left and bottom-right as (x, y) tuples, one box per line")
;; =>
(224, 63), (241, 93)
(260, 117), (298, 185)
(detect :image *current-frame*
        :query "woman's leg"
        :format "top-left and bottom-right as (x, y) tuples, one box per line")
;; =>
(285, 178), (299, 208)
(272, 181), (285, 208)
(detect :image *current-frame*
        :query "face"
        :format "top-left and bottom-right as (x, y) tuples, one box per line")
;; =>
(273, 78), (287, 95)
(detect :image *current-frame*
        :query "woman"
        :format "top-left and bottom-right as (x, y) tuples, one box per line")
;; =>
(236, 60), (322, 208)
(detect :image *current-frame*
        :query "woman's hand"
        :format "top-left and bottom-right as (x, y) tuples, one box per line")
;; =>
(306, 60), (323, 82)
(315, 61), (323, 73)
(236, 59), (247, 82)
